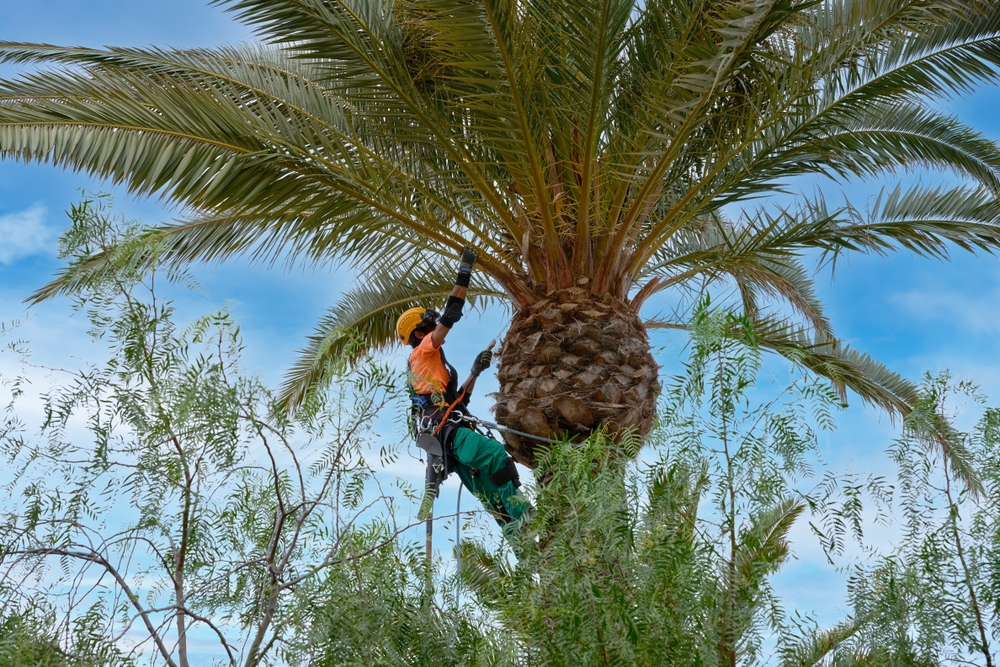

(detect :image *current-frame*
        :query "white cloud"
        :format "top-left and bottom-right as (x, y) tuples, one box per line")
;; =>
(0, 204), (52, 265)
(892, 286), (1000, 334)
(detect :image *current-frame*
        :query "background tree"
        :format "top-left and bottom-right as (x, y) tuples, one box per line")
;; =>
(0, 198), (454, 667)
(9, 198), (995, 665)
(456, 306), (890, 667)
(832, 375), (1000, 667)
(0, 594), (129, 667)
(3, 0), (1000, 466)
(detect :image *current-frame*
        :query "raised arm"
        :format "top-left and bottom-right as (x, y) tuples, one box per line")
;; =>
(430, 246), (477, 347)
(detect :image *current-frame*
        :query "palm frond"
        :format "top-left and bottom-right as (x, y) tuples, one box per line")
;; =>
(640, 212), (835, 336)
(278, 259), (507, 411)
(720, 497), (806, 654)
(734, 497), (805, 590)
(778, 621), (858, 667)
(803, 183), (1000, 262)
(0, 42), (530, 289)
(25, 230), (158, 305)
(623, 2), (1000, 275)
(789, 102), (1000, 192)
(647, 315), (917, 415)
(214, 0), (524, 238)
(646, 314), (984, 495)
(638, 183), (1000, 327)
(816, 0), (1000, 112)
(4, 0), (1000, 428)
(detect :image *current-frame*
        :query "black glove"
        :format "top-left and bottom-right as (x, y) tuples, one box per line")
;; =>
(470, 349), (493, 376)
(455, 246), (477, 287)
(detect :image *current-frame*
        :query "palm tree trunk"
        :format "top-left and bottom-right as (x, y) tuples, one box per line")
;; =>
(494, 285), (660, 467)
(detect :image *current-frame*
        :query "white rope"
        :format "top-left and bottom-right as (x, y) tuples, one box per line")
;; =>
(455, 483), (463, 608)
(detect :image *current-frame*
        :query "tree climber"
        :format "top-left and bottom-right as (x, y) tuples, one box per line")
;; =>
(397, 247), (530, 532)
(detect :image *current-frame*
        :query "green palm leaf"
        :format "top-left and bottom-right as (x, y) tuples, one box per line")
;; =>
(646, 314), (984, 495)
(4, 0), (1000, 439)
(279, 261), (506, 410)
(779, 621), (859, 667)
(734, 497), (805, 591)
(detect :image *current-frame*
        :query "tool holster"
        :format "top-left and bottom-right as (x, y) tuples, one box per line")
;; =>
(414, 403), (464, 515)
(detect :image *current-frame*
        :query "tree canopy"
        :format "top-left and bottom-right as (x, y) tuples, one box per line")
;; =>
(1, 0), (1000, 420)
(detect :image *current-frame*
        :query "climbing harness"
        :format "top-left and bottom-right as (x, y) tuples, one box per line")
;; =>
(432, 388), (467, 437)
(417, 390), (469, 563)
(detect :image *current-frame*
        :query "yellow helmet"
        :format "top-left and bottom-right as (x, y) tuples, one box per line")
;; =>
(396, 307), (428, 344)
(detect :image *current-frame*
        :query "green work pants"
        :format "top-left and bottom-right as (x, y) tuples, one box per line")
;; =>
(450, 427), (528, 526)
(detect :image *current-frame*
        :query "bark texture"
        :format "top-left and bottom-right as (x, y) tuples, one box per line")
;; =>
(493, 287), (661, 467)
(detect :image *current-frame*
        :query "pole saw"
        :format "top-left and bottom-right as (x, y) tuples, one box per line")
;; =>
(419, 339), (495, 562)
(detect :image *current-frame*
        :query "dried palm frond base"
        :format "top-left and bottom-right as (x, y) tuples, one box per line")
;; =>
(494, 287), (660, 468)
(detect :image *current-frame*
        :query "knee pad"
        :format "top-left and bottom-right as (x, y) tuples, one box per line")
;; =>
(489, 458), (520, 488)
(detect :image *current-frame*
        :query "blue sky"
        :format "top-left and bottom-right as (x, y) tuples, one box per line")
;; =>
(2, 0), (1000, 656)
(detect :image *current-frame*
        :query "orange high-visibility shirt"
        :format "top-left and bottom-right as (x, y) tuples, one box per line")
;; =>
(409, 335), (451, 396)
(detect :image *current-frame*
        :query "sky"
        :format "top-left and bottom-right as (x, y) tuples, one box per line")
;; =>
(2, 0), (1000, 660)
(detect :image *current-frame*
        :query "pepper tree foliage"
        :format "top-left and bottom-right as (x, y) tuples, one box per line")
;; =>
(450, 305), (867, 667)
(0, 596), (130, 667)
(0, 197), (448, 667)
(829, 375), (1000, 667)
(4, 198), (1000, 666)
(2, 0), (1000, 421)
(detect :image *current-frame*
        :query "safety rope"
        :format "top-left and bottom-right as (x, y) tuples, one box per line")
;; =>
(432, 388), (467, 437)
(457, 414), (566, 445)
(460, 414), (629, 457)
(425, 510), (433, 562)
(455, 483), (463, 607)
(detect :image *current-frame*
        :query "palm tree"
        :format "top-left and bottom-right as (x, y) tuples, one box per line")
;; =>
(3, 0), (1000, 468)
